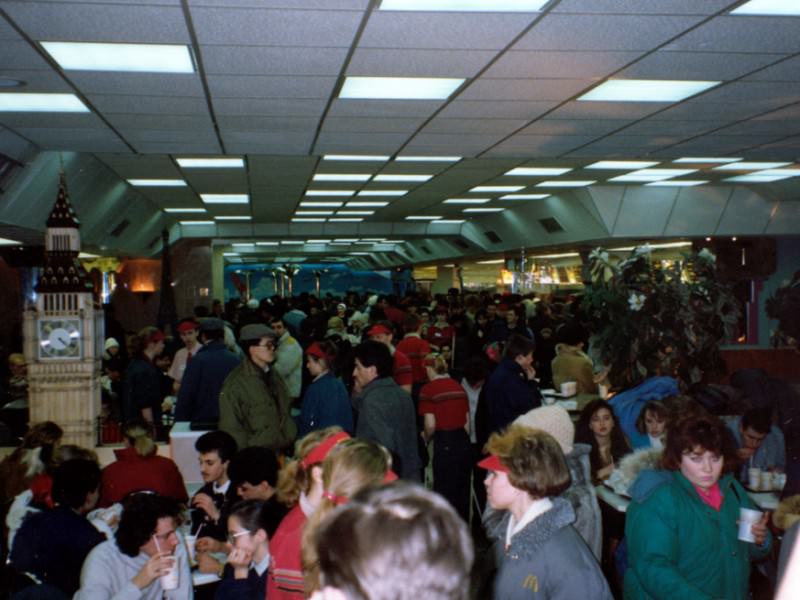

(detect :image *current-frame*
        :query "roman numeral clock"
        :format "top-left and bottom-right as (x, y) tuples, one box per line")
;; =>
(22, 170), (104, 447)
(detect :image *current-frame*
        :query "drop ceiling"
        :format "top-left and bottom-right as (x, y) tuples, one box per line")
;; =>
(0, 0), (798, 267)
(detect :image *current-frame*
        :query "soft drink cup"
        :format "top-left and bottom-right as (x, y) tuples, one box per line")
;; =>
(160, 556), (179, 591)
(737, 507), (763, 543)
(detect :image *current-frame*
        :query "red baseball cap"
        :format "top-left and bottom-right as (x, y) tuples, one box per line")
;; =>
(383, 469), (399, 483)
(477, 454), (510, 473)
(367, 324), (392, 337)
(177, 320), (199, 333)
(306, 341), (334, 361)
(301, 431), (351, 468)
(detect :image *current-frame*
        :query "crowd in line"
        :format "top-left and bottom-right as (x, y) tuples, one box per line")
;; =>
(0, 289), (797, 599)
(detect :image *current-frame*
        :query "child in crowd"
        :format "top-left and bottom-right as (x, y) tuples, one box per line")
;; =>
(215, 499), (271, 600)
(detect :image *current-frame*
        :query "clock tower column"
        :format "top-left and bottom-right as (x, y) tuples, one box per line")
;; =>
(22, 170), (103, 447)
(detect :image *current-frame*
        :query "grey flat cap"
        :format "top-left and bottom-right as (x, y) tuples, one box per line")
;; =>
(239, 323), (277, 342)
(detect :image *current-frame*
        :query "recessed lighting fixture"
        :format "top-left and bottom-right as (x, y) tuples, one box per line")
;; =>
(41, 41), (194, 73)
(200, 194), (249, 204)
(535, 180), (596, 187)
(380, 0), (549, 11)
(339, 76), (464, 100)
(432, 219), (465, 224)
(295, 211), (334, 216)
(754, 168), (800, 176)
(578, 79), (720, 102)
(470, 185), (524, 192)
(610, 168), (698, 183)
(531, 252), (581, 259)
(305, 190), (355, 197)
(463, 207), (504, 213)
(373, 174), (433, 182)
(645, 180), (708, 187)
(610, 241), (692, 251)
(292, 217), (327, 222)
(223, 252), (240, 257)
(349, 252), (371, 256)
(347, 201), (389, 207)
(0, 93), (88, 112)
(731, 0), (800, 16)
(164, 208), (206, 213)
(215, 216), (251, 221)
(395, 155), (461, 162)
(300, 201), (343, 207)
(382, 239), (405, 243)
(307, 239), (331, 243)
(313, 174), (372, 182)
(177, 158), (244, 168)
(338, 210), (375, 215)
(323, 154), (390, 161)
(256, 241), (279, 246)
(281, 240), (304, 245)
(361, 238), (386, 242)
(232, 243), (255, 248)
(335, 238), (359, 242)
(128, 179), (186, 187)
(444, 198), (490, 204)
(0, 237), (21, 245)
(724, 174), (793, 183)
(505, 167), (572, 176)
(329, 217), (365, 222)
(499, 194), (550, 200)
(357, 190), (408, 196)
(610, 174), (670, 183)
(406, 216), (442, 220)
(477, 259), (505, 265)
(673, 157), (742, 164)
(78, 252), (99, 259)
(714, 161), (792, 171)
(179, 220), (214, 225)
(585, 161), (659, 170)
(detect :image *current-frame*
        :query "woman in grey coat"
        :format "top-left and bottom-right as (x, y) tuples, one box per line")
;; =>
(480, 424), (612, 600)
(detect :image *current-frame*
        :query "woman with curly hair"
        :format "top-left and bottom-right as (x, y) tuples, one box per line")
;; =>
(121, 326), (166, 427)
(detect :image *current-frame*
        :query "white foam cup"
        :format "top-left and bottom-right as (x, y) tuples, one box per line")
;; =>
(560, 381), (577, 396)
(184, 535), (197, 564)
(747, 468), (761, 490)
(160, 556), (179, 591)
(738, 507), (763, 543)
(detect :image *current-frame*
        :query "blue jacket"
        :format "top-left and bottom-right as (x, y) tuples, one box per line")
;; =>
(485, 358), (542, 435)
(724, 415), (786, 480)
(299, 371), (353, 437)
(175, 339), (240, 423)
(609, 376), (679, 449)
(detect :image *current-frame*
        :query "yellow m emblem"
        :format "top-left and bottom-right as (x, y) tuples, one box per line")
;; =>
(523, 574), (539, 592)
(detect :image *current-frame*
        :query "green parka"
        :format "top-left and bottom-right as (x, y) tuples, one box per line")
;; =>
(218, 357), (296, 451)
(624, 470), (771, 600)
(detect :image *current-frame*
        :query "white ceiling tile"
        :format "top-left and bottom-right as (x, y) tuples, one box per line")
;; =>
(217, 115), (320, 131)
(206, 75), (337, 98)
(187, 1), (369, 8)
(754, 105), (800, 121)
(437, 101), (557, 120)
(348, 48), (496, 78)
(650, 102), (768, 122)
(618, 120), (729, 136)
(68, 73), (205, 97)
(359, 12), (536, 50)
(486, 50), (639, 79)
(320, 117), (425, 133)
(663, 16), (800, 53)
(314, 131), (409, 151)
(618, 51), (785, 81)
(106, 114), (213, 130)
(212, 97), (327, 117)
(696, 81), (800, 105)
(486, 135), (597, 157)
(421, 118), (528, 135)
(459, 79), (591, 102)
(1, 1), (190, 43)
(614, 187), (677, 237)
(0, 113), (108, 129)
(88, 94), (210, 115)
(746, 56), (800, 82)
(518, 119), (627, 136)
(408, 132), (508, 149)
(714, 121), (800, 137)
(0, 41), (54, 69)
(663, 186), (729, 237)
(200, 46), (349, 76)
(326, 99), (443, 118)
(0, 69), (73, 92)
(190, 7), (363, 46)
(117, 129), (218, 143)
(132, 140), (221, 153)
(553, 0), (734, 14)
(516, 14), (702, 51)
(546, 102), (664, 120)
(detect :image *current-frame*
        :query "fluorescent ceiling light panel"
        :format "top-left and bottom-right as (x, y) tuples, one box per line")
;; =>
(535, 180), (596, 187)
(477, 259), (505, 265)
(470, 185), (524, 192)
(232, 243), (255, 248)
(754, 168), (800, 176)
(295, 210), (334, 215)
(179, 220), (214, 225)
(633, 168), (698, 177)
(215, 216), (251, 220)
(357, 190), (408, 196)
(731, 0), (800, 16)
(444, 198), (490, 204)
(505, 167), (572, 176)
(307, 239), (330, 243)
(340, 77), (464, 100)
(0, 237), (21, 245)
(433, 219), (465, 224)
(499, 194), (550, 200)
(335, 238), (359, 242)
(349, 252), (370, 256)
(713, 161), (791, 171)
(128, 179), (186, 187)
(395, 155), (461, 162)
(380, 0), (549, 11)
(300, 201), (343, 207)
(610, 242), (692, 251)
(41, 41), (194, 73)
(313, 173), (372, 182)
(0, 93), (88, 112)
(305, 190), (355, 196)
(347, 201), (389, 207)
(223, 253), (239, 257)
(645, 180), (708, 187)
(674, 157), (742, 164)
(329, 218), (364, 222)
(610, 174), (671, 182)
(406, 216), (442, 220)
(724, 174), (793, 183)
(292, 218), (327, 222)
(323, 154), (389, 161)
(463, 208), (504, 213)
(164, 208), (205, 213)
(338, 210), (375, 215)
(201, 194), (249, 204)
(532, 252), (580, 259)
(373, 174), (432, 182)
(256, 241), (279, 246)
(578, 79), (720, 102)
(585, 161), (659, 170)
(177, 158), (244, 168)
(281, 241), (304, 245)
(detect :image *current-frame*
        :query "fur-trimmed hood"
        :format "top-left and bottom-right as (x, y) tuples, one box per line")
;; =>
(775, 494), (800, 531)
(607, 446), (662, 496)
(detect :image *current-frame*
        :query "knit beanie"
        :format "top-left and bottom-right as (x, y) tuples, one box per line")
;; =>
(514, 405), (574, 455)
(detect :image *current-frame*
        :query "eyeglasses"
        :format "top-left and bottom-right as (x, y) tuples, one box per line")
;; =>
(227, 530), (251, 543)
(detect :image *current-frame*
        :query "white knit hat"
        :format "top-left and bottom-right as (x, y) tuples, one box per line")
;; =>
(514, 405), (574, 455)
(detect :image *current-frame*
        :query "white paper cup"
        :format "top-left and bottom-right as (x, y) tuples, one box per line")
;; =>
(747, 468), (761, 490)
(184, 535), (197, 564)
(560, 381), (577, 397)
(738, 507), (763, 543)
(160, 556), (179, 591)
(598, 384), (609, 399)
(542, 395), (556, 406)
(776, 473), (787, 490)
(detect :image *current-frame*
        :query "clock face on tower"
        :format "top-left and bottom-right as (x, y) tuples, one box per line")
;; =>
(38, 317), (82, 360)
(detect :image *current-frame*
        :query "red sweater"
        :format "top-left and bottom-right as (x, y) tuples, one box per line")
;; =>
(393, 349), (413, 387)
(99, 446), (188, 507)
(266, 504), (307, 599)
(396, 335), (432, 384)
(418, 377), (469, 431)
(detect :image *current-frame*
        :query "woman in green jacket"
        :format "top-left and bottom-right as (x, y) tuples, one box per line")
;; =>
(625, 413), (771, 600)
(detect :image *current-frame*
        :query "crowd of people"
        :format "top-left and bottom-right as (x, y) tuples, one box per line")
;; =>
(0, 288), (797, 599)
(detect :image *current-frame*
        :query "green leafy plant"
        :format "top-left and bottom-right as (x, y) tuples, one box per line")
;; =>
(765, 271), (800, 349)
(583, 246), (740, 391)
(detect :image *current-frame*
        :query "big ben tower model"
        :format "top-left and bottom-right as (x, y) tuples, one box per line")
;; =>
(22, 170), (104, 447)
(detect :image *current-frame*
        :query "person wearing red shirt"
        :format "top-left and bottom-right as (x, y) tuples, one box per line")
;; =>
(419, 354), (471, 521)
(426, 307), (455, 351)
(367, 323), (412, 393)
(395, 314), (432, 396)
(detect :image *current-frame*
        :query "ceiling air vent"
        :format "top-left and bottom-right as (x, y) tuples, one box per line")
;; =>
(453, 238), (470, 250)
(109, 219), (130, 237)
(539, 217), (564, 233)
(484, 230), (502, 244)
